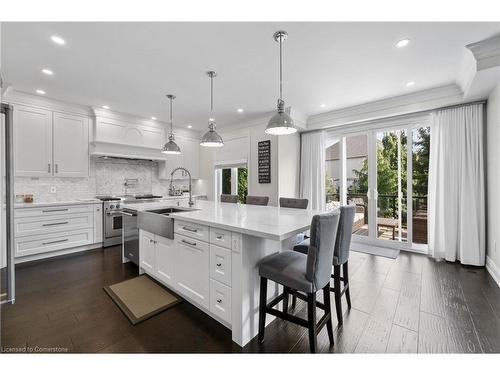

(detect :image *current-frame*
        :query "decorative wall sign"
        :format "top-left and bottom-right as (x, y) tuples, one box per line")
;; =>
(258, 140), (271, 183)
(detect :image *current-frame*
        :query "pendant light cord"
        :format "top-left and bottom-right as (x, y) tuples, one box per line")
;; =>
(279, 34), (283, 102)
(169, 97), (173, 135)
(210, 73), (214, 114)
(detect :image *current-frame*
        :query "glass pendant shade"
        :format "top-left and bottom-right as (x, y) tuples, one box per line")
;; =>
(161, 94), (181, 154)
(200, 121), (224, 147)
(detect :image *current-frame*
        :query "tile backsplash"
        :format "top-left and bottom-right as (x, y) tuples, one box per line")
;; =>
(15, 158), (205, 203)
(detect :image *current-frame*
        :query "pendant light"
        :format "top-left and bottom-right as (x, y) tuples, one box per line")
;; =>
(161, 94), (181, 154)
(200, 71), (224, 147)
(265, 30), (296, 135)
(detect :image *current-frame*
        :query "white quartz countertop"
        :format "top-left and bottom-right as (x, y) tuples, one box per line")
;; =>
(15, 199), (102, 209)
(122, 200), (322, 241)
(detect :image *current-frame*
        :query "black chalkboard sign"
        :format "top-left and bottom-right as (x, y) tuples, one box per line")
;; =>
(258, 140), (271, 183)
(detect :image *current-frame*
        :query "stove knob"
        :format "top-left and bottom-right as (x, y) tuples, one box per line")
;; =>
(110, 204), (115, 209)
(116, 204), (120, 209)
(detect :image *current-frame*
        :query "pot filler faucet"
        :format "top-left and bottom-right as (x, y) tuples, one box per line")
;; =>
(169, 167), (194, 207)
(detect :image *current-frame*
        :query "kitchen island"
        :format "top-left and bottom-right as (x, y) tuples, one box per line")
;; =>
(121, 200), (320, 347)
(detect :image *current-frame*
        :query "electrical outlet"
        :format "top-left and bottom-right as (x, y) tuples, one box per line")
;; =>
(50, 186), (57, 194)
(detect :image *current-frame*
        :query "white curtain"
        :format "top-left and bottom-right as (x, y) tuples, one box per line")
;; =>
(300, 131), (326, 211)
(428, 103), (485, 266)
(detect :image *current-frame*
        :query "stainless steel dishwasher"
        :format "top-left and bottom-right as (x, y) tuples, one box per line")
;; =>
(121, 208), (139, 266)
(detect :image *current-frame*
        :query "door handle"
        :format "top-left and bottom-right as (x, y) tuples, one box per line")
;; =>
(182, 226), (198, 233)
(181, 239), (197, 247)
(216, 235), (223, 240)
(42, 208), (68, 213)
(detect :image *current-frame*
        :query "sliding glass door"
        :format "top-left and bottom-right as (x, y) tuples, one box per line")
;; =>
(326, 117), (430, 252)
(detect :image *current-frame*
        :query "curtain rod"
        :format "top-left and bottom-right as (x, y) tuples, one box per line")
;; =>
(302, 99), (487, 134)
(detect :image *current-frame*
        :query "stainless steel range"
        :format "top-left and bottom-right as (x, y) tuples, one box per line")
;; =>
(97, 194), (163, 247)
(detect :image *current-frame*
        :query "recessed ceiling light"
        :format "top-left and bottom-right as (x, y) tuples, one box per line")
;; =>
(51, 35), (66, 45)
(187, 125), (192, 129)
(406, 81), (416, 87)
(209, 118), (214, 122)
(41, 68), (53, 75)
(102, 105), (110, 109)
(320, 104), (326, 108)
(151, 116), (157, 120)
(237, 108), (244, 113)
(35, 89), (46, 95)
(396, 39), (410, 48)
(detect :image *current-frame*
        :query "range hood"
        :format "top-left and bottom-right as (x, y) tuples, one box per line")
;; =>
(90, 141), (166, 161)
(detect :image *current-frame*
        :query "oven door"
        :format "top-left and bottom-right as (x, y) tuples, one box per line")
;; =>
(105, 211), (123, 238)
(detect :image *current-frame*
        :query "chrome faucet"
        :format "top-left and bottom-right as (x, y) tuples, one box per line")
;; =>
(170, 167), (194, 207)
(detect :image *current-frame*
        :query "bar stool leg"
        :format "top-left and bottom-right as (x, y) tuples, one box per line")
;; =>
(333, 265), (343, 326)
(323, 284), (334, 346)
(291, 294), (297, 309)
(283, 287), (289, 315)
(307, 291), (317, 353)
(343, 262), (352, 309)
(258, 277), (268, 342)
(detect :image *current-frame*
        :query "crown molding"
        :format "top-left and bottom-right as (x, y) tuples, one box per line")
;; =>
(3, 89), (93, 117)
(307, 84), (463, 130)
(466, 34), (500, 71)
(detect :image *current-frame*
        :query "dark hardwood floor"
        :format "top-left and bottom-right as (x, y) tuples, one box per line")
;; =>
(1, 245), (499, 353)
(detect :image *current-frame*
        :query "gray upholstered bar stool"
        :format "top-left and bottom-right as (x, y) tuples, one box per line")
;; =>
(220, 194), (238, 203)
(258, 211), (340, 353)
(246, 195), (269, 206)
(279, 197), (309, 209)
(292, 205), (355, 326)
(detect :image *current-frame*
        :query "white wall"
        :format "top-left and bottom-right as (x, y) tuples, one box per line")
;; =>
(486, 80), (500, 280)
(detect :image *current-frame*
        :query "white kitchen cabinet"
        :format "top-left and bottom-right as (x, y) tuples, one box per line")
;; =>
(209, 279), (232, 324)
(155, 235), (176, 287)
(13, 104), (89, 177)
(93, 204), (103, 243)
(53, 112), (89, 177)
(158, 136), (200, 180)
(175, 233), (209, 309)
(209, 244), (232, 287)
(13, 105), (53, 177)
(139, 230), (156, 273)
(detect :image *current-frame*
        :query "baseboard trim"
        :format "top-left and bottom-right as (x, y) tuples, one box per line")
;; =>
(486, 256), (500, 288)
(15, 243), (103, 264)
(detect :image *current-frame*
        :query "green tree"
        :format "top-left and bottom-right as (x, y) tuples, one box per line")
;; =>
(237, 168), (248, 203)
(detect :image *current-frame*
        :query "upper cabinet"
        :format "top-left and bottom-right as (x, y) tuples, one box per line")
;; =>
(94, 116), (163, 149)
(53, 112), (90, 177)
(13, 105), (53, 177)
(158, 136), (200, 180)
(13, 104), (90, 178)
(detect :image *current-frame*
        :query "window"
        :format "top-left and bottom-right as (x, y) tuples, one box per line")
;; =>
(215, 164), (248, 203)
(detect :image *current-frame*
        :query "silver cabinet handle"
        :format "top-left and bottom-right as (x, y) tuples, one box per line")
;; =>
(181, 239), (197, 246)
(48, 163), (51, 173)
(43, 221), (69, 226)
(216, 235), (223, 240)
(42, 238), (68, 245)
(182, 226), (198, 233)
(216, 263), (222, 267)
(121, 211), (136, 217)
(55, 164), (58, 173)
(217, 299), (222, 303)
(42, 208), (68, 213)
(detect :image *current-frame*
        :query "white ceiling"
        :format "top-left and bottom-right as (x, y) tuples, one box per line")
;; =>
(2, 22), (499, 130)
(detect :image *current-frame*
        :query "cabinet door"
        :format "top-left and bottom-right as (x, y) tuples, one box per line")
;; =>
(53, 112), (89, 177)
(139, 230), (156, 273)
(155, 235), (176, 287)
(175, 234), (209, 308)
(13, 105), (53, 177)
(93, 204), (103, 243)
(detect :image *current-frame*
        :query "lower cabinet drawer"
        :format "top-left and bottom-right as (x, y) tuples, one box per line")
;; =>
(209, 244), (232, 287)
(15, 212), (93, 237)
(174, 220), (209, 242)
(209, 279), (232, 324)
(15, 204), (93, 218)
(209, 227), (232, 249)
(14, 228), (93, 257)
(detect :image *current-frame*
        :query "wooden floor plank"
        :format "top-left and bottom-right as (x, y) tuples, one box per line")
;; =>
(386, 324), (418, 353)
(393, 272), (421, 331)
